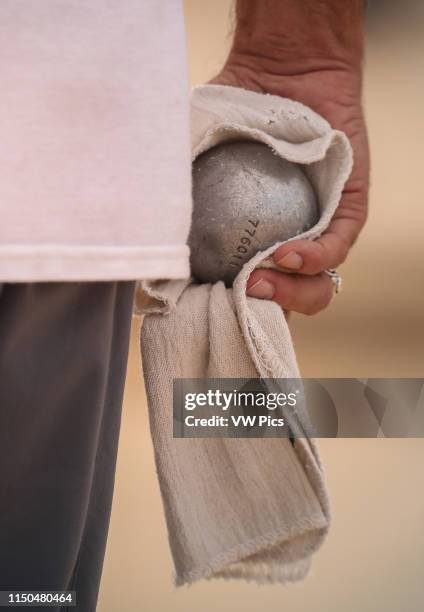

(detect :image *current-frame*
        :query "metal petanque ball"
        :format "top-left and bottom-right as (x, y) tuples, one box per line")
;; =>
(188, 140), (319, 287)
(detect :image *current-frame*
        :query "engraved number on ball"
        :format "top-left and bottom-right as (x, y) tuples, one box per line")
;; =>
(229, 219), (260, 268)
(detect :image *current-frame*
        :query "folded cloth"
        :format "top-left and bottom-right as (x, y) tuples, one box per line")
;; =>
(137, 84), (353, 586)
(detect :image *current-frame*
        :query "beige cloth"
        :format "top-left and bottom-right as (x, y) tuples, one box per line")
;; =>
(138, 85), (353, 586)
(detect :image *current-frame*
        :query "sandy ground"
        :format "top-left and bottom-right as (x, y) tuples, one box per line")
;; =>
(98, 3), (424, 610)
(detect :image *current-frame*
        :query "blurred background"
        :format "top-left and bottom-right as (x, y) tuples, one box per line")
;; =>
(98, 1), (424, 610)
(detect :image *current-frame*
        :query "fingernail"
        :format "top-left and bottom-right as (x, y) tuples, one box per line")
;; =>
(246, 279), (275, 299)
(277, 251), (303, 270)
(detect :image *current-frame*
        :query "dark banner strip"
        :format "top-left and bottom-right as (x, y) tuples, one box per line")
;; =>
(173, 378), (424, 438)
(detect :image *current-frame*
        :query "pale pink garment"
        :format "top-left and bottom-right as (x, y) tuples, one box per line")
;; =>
(0, 0), (192, 281)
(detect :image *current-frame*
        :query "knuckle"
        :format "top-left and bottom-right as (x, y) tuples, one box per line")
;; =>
(304, 306), (318, 316)
(316, 231), (352, 268)
(337, 238), (350, 264)
(304, 280), (333, 316)
(304, 302), (323, 316)
(323, 284), (335, 307)
(272, 276), (296, 310)
(351, 214), (368, 245)
(306, 248), (324, 272)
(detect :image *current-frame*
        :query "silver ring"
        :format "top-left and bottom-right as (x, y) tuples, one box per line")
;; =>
(324, 268), (343, 296)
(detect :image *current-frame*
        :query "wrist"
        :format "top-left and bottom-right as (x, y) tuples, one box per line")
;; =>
(215, 1), (364, 101)
(230, 0), (364, 73)
(229, 34), (363, 80)
(210, 55), (363, 114)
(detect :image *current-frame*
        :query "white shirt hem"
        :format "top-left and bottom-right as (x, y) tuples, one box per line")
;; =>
(0, 245), (190, 282)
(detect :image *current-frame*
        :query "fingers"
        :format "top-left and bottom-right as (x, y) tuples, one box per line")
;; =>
(272, 196), (367, 275)
(272, 233), (347, 275)
(246, 268), (334, 316)
(245, 189), (367, 315)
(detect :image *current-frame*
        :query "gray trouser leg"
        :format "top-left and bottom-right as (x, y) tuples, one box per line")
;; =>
(0, 281), (136, 611)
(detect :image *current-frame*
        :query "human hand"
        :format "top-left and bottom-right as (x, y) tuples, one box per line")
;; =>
(209, 1), (370, 315)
